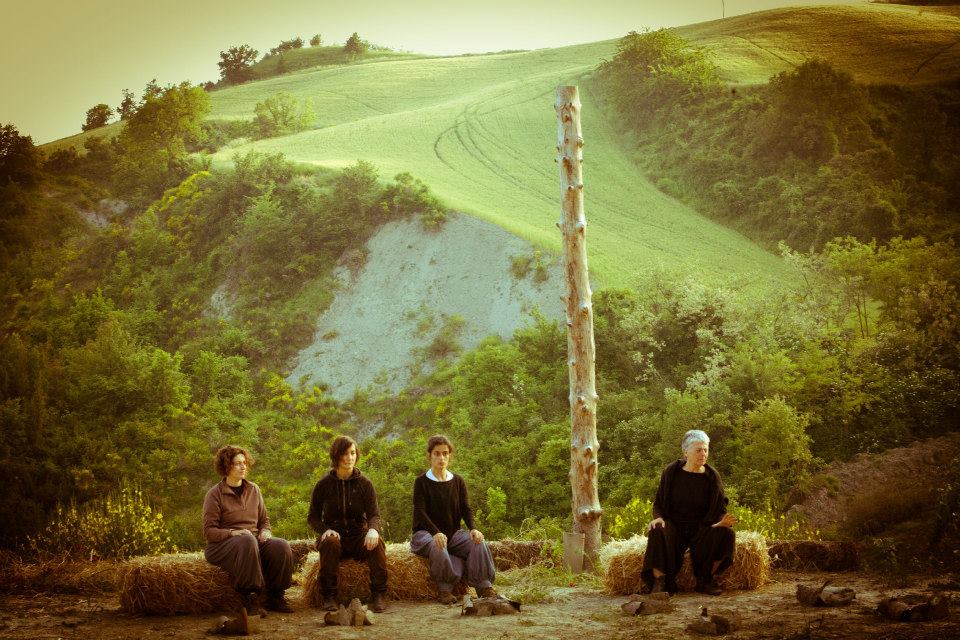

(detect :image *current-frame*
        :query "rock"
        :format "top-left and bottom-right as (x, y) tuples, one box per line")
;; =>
(797, 581), (856, 607)
(324, 599), (373, 626)
(621, 593), (673, 616)
(685, 607), (741, 635)
(877, 594), (950, 622)
(462, 595), (521, 616)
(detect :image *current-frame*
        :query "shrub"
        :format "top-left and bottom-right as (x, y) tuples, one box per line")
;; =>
(29, 483), (174, 560)
(254, 93), (314, 139)
(309, 34), (322, 47)
(607, 497), (654, 538)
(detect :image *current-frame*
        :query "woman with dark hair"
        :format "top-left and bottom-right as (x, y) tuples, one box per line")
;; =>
(203, 445), (294, 614)
(410, 434), (497, 605)
(641, 429), (736, 596)
(307, 435), (388, 613)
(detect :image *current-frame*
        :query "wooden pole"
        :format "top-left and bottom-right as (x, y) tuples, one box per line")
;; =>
(555, 85), (601, 572)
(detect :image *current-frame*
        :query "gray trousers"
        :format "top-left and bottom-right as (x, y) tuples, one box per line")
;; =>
(410, 529), (495, 592)
(205, 534), (293, 594)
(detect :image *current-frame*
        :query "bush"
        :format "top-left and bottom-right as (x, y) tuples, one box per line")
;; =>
(29, 483), (174, 560)
(309, 34), (322, 47)
(254, 93), (315, 139)
(607, 497), (654, 538)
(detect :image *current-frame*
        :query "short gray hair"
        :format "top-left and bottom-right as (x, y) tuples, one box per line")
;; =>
(681, 429), (710, 453)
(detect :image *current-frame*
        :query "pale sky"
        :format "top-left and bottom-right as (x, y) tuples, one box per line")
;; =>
(2, 0), (862, 143)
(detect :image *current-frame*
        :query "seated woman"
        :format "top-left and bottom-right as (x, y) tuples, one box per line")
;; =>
(203, 445), (294, 614)
(641, 429), (736, 596)
(307, 435), (388, 613)
(410, 434), (497, 605)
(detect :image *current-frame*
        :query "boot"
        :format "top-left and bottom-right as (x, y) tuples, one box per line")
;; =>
(651, 576), (666, 594)
(265, 589), (294, 613)
(369, 592), (387, 613)
(322, 594), (339, 611)
(437, 590), (458, 605)
(477, 586), (498, 598)
(244, 591), (267, 617)
(695, 578), (723, 596)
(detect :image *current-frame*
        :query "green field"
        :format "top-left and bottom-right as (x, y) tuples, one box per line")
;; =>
(677, 3), (960, 85)
(209, 39), (788, 290)
(47, 4), (960, 289)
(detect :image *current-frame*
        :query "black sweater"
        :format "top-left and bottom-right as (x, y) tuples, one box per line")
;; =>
(412, 472), (476, 539)
(652, 459), (728, 528)
(307, 468), (381, 537)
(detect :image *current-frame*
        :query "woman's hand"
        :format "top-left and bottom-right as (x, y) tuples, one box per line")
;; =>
(712, 513), (737, 529)
(469, 529), (484, 544)
(257, 529), (272, 543)
(433, 532), (448, 549)
(647, 517), (665, 532)
(231, 528), (254, 537)
(321, 529), (341, 542)
(364, 528), (380, 550)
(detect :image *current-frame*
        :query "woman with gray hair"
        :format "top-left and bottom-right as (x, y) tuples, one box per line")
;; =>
(640, 429), (736, 595)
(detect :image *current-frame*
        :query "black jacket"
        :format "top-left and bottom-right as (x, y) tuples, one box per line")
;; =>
(307, 468), (381, 537)
(652, 459), (728, 527)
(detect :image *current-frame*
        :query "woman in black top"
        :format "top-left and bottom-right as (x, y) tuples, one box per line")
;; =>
(307, 435), (388, 612)
(641, 429), (736, 595)
(410, 434), (497, 604)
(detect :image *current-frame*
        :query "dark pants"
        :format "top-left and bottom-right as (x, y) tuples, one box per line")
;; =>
(318, 531), (388, 597)
(205, 534), (294, 595)
(409, 529), (496, 592)
(641, 521), (735, 593)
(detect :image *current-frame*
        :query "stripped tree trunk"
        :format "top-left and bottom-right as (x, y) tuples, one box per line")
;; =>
(555, 85), (601, 571)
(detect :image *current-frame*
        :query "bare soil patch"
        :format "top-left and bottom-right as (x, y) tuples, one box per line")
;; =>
(2, 570), (957, 640)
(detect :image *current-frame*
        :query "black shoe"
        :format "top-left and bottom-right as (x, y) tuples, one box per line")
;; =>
(651, 576), (666, 594)
(265, 591), (294, 613)
(695, 579), (723, 596)
(243, 591), (267, 617)
(369, 592), (387, 613)
(322, 595), (338, 611)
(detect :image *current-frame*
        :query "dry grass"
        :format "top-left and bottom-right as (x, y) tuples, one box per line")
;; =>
(118, 552), (242, 615)
(0, 551), (122, 595)
(768, 540), (860, 571)
(601, 531), (769, 595)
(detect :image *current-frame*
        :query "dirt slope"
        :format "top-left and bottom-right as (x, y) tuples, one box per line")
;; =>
(286, 213), (566, 400)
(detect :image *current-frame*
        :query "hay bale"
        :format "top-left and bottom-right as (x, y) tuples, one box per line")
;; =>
(288, 539), (315, 573)
(768, 540), (859, 571)
(488, 540), (545, 570)
(0, 554), (122, 595)
(303, 543), (470, 605)
(119, 553), (242, 615)
(602, 531), (769, 595)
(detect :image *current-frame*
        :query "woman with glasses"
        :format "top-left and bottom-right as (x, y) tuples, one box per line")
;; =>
(202, 445), (295, 614)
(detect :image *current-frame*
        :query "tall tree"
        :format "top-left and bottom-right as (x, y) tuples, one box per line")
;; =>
(218, 45), (259, 84)
(343, 32), (368, 56)
(117, 89), (137, 120)
(0, 123), (41, 188)
(82, 104), (113, 131)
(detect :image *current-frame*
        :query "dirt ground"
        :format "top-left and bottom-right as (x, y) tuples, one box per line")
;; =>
(2, 570), (957, 640)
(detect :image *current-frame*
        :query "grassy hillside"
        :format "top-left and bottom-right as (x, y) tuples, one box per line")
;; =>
(246, 45), (428, 81)
(208, 41), (785, 290)
(677, 3), (960, 85)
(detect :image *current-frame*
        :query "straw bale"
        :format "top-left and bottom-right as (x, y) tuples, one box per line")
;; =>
(303, 542), (468, 605)
(602, 530), (768, 595)
(118, 553), (242, 615)
(0, 554), (122, 595)
(288, 539), (315, 572)
(488, 539), (545, 570)
(768, 540), (859, 571)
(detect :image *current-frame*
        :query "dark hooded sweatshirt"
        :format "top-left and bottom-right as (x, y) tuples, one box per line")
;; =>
(307, 468), (381, 537)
